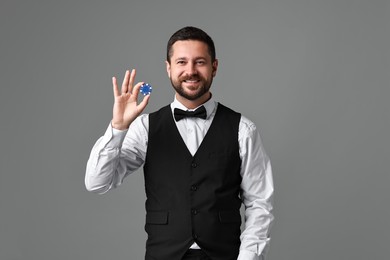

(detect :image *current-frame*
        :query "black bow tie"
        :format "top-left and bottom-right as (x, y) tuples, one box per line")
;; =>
(174, 106), (207, 121)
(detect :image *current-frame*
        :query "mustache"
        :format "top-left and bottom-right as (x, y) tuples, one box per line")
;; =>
(180, 75), (201, 81)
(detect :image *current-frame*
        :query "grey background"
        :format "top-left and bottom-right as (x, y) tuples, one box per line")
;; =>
(1, 0), (389, 259)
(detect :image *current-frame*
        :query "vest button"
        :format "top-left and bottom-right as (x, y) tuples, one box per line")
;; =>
(191, 185), (198, 191)
(192, 209), (198, 215)
(191, 162), (197, 168)
(193, 234), (198, 239)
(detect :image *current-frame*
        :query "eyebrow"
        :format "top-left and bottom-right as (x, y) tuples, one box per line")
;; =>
(174, 56), (207, 61)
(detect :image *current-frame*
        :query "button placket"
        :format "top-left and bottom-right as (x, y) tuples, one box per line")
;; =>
(190, 157), (200, 242)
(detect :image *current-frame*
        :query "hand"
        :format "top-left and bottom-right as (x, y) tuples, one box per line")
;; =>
(111, 69), (151, 130)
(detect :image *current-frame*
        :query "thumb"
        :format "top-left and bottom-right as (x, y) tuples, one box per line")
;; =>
(137, 94), (151, 113)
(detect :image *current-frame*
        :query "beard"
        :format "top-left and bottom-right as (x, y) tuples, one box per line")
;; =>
(170, 74), (213, 101)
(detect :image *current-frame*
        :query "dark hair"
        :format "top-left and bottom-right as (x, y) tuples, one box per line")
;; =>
(166, 26), (216, 63)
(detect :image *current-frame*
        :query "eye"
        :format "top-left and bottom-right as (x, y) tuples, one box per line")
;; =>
(196, 60), (206, 65)
(177, 60), (186, 65)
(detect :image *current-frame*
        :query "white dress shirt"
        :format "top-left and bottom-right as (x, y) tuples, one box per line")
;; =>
(85, 96), (274, 260)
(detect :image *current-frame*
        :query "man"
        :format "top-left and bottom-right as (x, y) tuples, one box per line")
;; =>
(85, 26), (274, 260)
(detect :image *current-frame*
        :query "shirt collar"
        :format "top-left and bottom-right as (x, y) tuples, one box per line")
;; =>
(171, 94), (217, 120)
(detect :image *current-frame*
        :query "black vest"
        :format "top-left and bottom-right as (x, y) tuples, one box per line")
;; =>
(144, 103), (242, 260)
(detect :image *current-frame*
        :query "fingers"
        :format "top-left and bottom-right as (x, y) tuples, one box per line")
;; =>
(112, 69), (144, 98)
(134, 82), (150, 112)
(120, 69), (136, 94)
(138, 92), (151, 111)
(121, 70), (130, 94)
(131, 81), (145, 98)
(112, 76), (119, 97)
(128, 69), (135, 93)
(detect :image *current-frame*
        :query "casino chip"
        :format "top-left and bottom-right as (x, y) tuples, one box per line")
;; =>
(140, 83), (152, 96)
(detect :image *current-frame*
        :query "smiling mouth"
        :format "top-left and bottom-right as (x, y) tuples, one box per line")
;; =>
(183, 79), (200, 83)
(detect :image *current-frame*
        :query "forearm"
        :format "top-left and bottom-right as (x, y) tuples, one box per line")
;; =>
(238, 190), (274, 260)
(85, 122), (145, 194)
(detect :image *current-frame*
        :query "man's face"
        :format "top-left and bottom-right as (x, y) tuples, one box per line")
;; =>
(166, 40), (218, 101)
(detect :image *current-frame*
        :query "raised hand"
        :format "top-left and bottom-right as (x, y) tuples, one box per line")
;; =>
(111, 69), (151, 130)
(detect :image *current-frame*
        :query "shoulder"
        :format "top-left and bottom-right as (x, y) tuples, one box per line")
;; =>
(217, 102), (240, 116)
(148, 105), (172, 124)
(216, 103), (241, 129)
(239, 115), (257, 134)
(149, 105), (171, 116)
(216, 103), (256, 133)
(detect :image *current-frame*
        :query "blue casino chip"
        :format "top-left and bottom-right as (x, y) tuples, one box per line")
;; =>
(140, 83), (152, 96)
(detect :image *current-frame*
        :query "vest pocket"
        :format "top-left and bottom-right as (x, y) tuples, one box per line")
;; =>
(218, 210), (241, 223)
(146, 211), (169, 225)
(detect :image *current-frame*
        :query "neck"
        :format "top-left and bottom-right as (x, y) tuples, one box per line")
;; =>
(176, 92), (211, 109)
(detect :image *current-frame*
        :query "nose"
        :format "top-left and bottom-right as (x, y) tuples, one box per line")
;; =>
(185, 63), (197, 76)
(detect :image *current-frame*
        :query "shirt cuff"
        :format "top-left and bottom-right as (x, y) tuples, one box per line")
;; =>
(238, 250), (262, 260)
(104, 122), (128, 149)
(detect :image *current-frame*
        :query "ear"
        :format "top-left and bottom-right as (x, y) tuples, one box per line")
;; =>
(212, 59), (218, 77)
(166, 61), (171, 78)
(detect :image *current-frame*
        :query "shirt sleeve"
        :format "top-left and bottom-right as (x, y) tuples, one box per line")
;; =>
(85, 115), (149, 194)
(237, 117), (274, 260)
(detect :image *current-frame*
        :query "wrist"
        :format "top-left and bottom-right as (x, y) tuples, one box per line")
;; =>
(111, 121), (129, 130)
